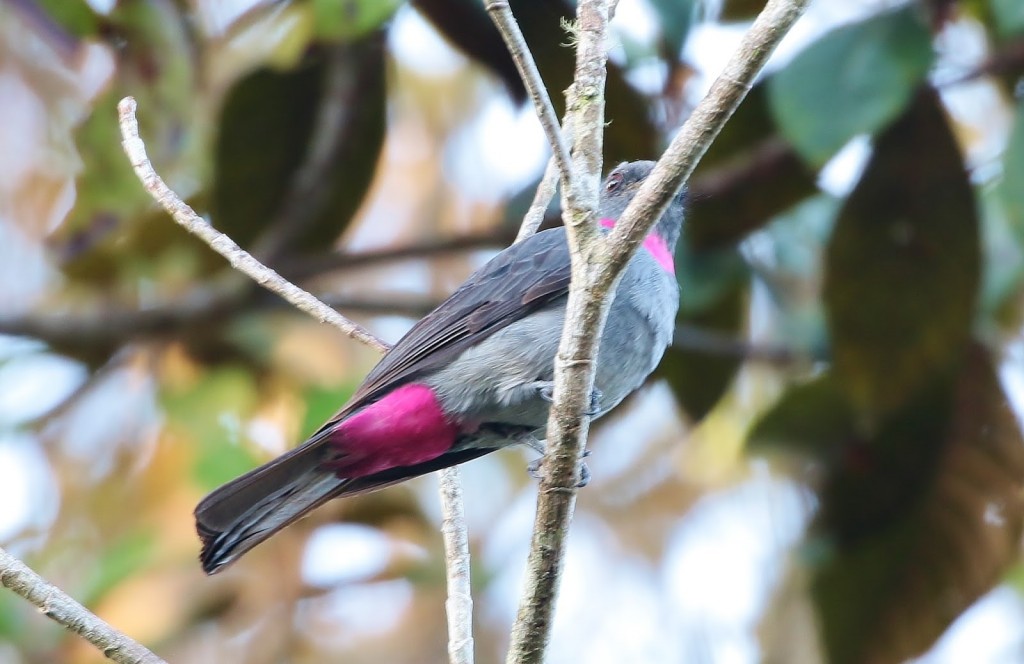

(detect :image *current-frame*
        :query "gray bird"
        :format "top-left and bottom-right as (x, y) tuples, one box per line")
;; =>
(195, 160), (684, 573)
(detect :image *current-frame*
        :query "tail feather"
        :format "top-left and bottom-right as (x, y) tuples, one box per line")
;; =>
(195, 444), (495, 574)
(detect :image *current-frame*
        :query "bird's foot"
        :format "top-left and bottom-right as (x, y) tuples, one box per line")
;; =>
(526, 448), (591, 488)
(536, 383), (603, 417)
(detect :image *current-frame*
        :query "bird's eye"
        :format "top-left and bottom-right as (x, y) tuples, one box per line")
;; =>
(606, 172), (624, 192)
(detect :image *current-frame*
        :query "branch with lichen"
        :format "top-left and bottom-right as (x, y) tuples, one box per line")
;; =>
(501, 0), (810, 662)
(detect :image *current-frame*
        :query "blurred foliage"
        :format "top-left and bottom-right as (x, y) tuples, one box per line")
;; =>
(3, 0), (1024, 663)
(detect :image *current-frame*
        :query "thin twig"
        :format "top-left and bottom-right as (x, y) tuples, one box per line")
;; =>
(504, 0), (810, 662)
(281, 230), (516, 280)
(515, 155), (561, 243)
(0, 547), (166, 664)
(482, 0), (578, 210)
(117, 97), (389, 355)
(116, 97), (475, 664)
(440, 468), (474, 664)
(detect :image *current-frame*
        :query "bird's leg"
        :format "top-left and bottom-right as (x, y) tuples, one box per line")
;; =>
(526, 443), (591, 488)
(534, 382), (603, 417)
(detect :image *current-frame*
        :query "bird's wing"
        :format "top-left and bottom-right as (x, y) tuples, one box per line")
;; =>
(318, 227), (573, 430)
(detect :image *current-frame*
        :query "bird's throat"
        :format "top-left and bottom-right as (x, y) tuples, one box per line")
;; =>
(599, 218), (675, 274)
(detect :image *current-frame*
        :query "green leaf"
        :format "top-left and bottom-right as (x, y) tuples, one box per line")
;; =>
(418, 0), (661, 164)
(81, 531), (156, 606)
(312, 0), (402, 41)
(720, 0), (766, 21)
(991, 0), (1024, 36)
(809, 346), (1024, 663)
(823, 88), (979, 418)
(192, 432), (263, 490)
(54, 0), (207, 285)
(979, 184), (1024, 325)
(649, 0), (696, 57)
(660, 246), (748, 420)
(212, 39), (386, 254)
(161, 362), (260, 461)
(747, 374), (856, 456)
(300, 383), (357, 439)
(1000, 98), (1024, 236)
(768, 7), (934, 166)
(33, 0), (99, 37)
(212, 58), (323, 248)
(687, 84), (818, 249)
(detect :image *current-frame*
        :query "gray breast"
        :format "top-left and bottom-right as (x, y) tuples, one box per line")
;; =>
(426, 249), (679, 433)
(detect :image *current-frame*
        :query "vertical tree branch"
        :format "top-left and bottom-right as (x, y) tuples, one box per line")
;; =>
(0, 547), (166, 664)
(505, 1), (611, 662)
(440, 468), (474, 664)
(504, 1), (809, 662)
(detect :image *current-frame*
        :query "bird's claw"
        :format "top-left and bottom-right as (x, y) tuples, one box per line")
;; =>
(526, 450), (591, 488)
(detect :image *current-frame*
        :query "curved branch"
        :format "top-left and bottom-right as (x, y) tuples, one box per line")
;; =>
(117, 97), (476, 664)
(118, 97), (389, 355)
(0, 547), (165, 664)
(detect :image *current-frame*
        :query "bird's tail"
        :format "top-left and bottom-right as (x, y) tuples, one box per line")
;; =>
(194, 442), (493, 574)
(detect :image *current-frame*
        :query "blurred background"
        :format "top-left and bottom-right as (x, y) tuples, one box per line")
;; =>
(2, 0), (1024, 662)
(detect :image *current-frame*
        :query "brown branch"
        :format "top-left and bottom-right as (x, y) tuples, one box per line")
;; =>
(0, 547), (165, 664)
(0, 293), (441, 353)
(505, 0), (810, 662)
(504, 0), (611, 661)
(280, 231), (517, 280)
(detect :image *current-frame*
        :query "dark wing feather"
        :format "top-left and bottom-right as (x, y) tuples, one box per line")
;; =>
(319, 227), (572, 430)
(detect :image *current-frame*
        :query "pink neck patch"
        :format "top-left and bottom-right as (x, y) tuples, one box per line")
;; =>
(600, 218), (675, 274)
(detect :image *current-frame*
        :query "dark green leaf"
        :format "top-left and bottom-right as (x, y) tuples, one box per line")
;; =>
(716, 0), (765, 21)
(999, 98), (1024, 236)
(660, 246), (748, 420)
(212, 58), (323, 248)
(810, 346), (1024, 663)
(213, 39), (386, 255)
(312, 0), (402, 41)
(823, 88), (979, 418)
(720, 0), (766, 21)
(416, 0), (660, 164)
(747, 374), (856, 456)
(649, 0), (696, 57)
(768, 6), (934, 166)
(991, 0), (1024, 36)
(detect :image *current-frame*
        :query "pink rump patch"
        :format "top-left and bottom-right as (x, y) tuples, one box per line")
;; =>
(327, 383), (459, 477)
(600, 218), (675, 274)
